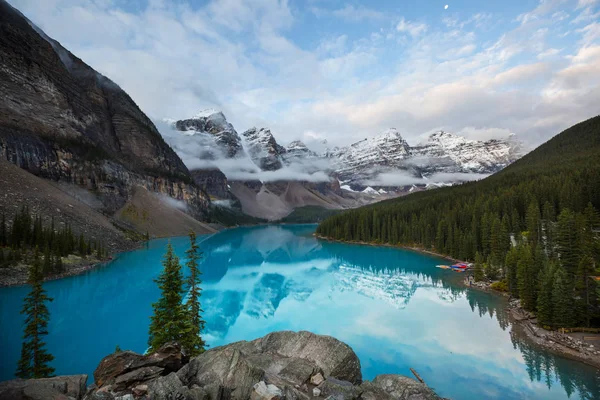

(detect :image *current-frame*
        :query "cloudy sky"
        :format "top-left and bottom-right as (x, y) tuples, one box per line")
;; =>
(9, 0), (600, 148)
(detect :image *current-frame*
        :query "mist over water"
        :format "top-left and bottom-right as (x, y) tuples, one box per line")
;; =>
(1, 225), (598, 399)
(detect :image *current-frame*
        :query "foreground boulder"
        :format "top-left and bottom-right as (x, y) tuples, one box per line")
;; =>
(83, 331), (443, 400)
(93, 342), (188, 389)
(0, 331), (444, 400)
(0, 375), (87, 400)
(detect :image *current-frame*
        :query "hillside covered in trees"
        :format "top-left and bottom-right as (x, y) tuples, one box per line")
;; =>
(317, 116), (600, 328)
(0, 206), (107, 276)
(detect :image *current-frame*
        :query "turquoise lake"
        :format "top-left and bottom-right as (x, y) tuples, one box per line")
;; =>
(1, 224), (599, 399)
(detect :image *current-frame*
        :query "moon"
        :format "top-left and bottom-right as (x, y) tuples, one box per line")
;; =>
(444, 4), (449, 9)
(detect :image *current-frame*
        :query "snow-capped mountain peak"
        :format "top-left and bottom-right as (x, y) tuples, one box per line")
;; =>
(193, 108), (221, 119)
(426, 130), (474, 148)
(327, 128), (411, 181)
(242, 127), (287, 171)
(172, 110), (245, 158)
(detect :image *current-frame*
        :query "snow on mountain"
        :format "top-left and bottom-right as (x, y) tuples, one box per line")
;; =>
(326, 128), (521, 185)
(362, 186), (379, 195)
(173, 109), (245, 158)
(283, 140), (319, 165)
(325, 128), (412, 182)
(163, 110), (520, 192)
(241, 127), (287, 171)
(411, 131), (521, 174)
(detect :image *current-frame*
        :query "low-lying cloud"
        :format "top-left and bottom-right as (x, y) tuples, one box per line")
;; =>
(156, 119), (332, 183)
(365, 170), (490, 187)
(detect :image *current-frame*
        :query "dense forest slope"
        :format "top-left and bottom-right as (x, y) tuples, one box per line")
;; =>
(317, 116), (600, 327)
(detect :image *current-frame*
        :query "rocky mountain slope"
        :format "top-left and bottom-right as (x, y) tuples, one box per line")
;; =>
(165, 109), (521, 220)
(242, 127), (286, 171)
(0, 1), (210, 238)
(173, 109), (245, 159)
(328, 129), (521, 186)
(0, 331), (444, 400)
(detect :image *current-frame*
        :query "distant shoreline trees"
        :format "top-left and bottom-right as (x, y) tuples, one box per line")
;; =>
(0, 206), (107, 275)
(317, 116), (600, 329)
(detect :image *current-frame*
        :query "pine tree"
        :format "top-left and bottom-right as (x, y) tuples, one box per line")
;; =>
(552, 267), (573, 328)
(505, 247), (519, 297)
(181, 231), (206, 356)
(0, 213), (7, 246)
(485, 254), (499, 280)
(474, 252), (485, 282)
(556, 209), (580, 275)
(148, 243), (188, 353)
(537, 263), (554, 327)
(16, 249), (55, 378)
(526, 201), (542, 245)
(517, 244), (538, 311)
(42, 246), (51, 276)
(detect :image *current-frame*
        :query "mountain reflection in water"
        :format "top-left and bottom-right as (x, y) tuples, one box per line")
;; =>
(1, 224), (598, 400)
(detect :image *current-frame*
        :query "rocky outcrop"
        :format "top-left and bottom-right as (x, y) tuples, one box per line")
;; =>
(325, 128), (521, 186)
(410, 131), (521, 175)
(0, 375), (87, 400)
(76, 331), (444, 400)
(241, 127), (287, 171)
(326, 128), (412, 183)
(0, 0), (209, 220)
(174, 110), (245, 159)
(191, 169), (230, 199)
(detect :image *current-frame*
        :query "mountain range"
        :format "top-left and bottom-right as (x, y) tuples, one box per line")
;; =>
(0, 0), (522, 230)
(162, 109), (522, 219)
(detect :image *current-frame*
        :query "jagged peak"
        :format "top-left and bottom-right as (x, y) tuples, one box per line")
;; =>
(287, 140), (308, 150)
(242, 127), (276, 139)
(380, 127), (403, 139)
(193, 108), (221, 118)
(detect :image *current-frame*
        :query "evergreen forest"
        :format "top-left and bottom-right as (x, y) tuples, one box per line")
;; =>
(0, 206), (107, 275)
(317, 115), (600, 328)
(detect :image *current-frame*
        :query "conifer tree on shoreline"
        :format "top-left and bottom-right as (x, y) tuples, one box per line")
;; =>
(182, 231), (206, 356)
(148, 242), (188, 353)
(16, 248), (55, 379)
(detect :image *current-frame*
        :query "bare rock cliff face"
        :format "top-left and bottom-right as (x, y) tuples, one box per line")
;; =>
(0, 0), (209, 218)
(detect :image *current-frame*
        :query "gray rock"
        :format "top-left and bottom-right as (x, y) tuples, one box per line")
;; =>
(83, 331), (444, 400)
(113, 395), (133, 400)
(251, 381), (282, 400)
(176, 331), (361, 399)
(358, 382), (394, 400)
(372, 374), (441, 400)
(113, 366), (164, 391)
(178, 347), (265, 399)
(94, 342), (186, 388)
(319, 377), (361, 399)
(147, 372), (208, 400)
(0, 375), (88, 400)
(235, 331), (362, 384)
(310, 372), (325, 386)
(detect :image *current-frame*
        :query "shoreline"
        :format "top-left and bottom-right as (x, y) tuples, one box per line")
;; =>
(315, 234), (600, 370)
(314, 234), (467, 264)
(0, 225), (233, 288)
(0, 241), (143, 288)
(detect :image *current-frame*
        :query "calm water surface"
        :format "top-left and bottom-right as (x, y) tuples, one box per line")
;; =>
(1, 224), (599, 399)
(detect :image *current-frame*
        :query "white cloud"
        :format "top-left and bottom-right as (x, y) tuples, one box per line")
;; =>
(492, 63), (550, 86)
(364, 170), (490, 187)
(537, 47), (563, 58)
(7, 0), (600, 152)
(577, 0), (598, 9)
(396, 17), (428, 37)
(331, 5), (386, 22)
